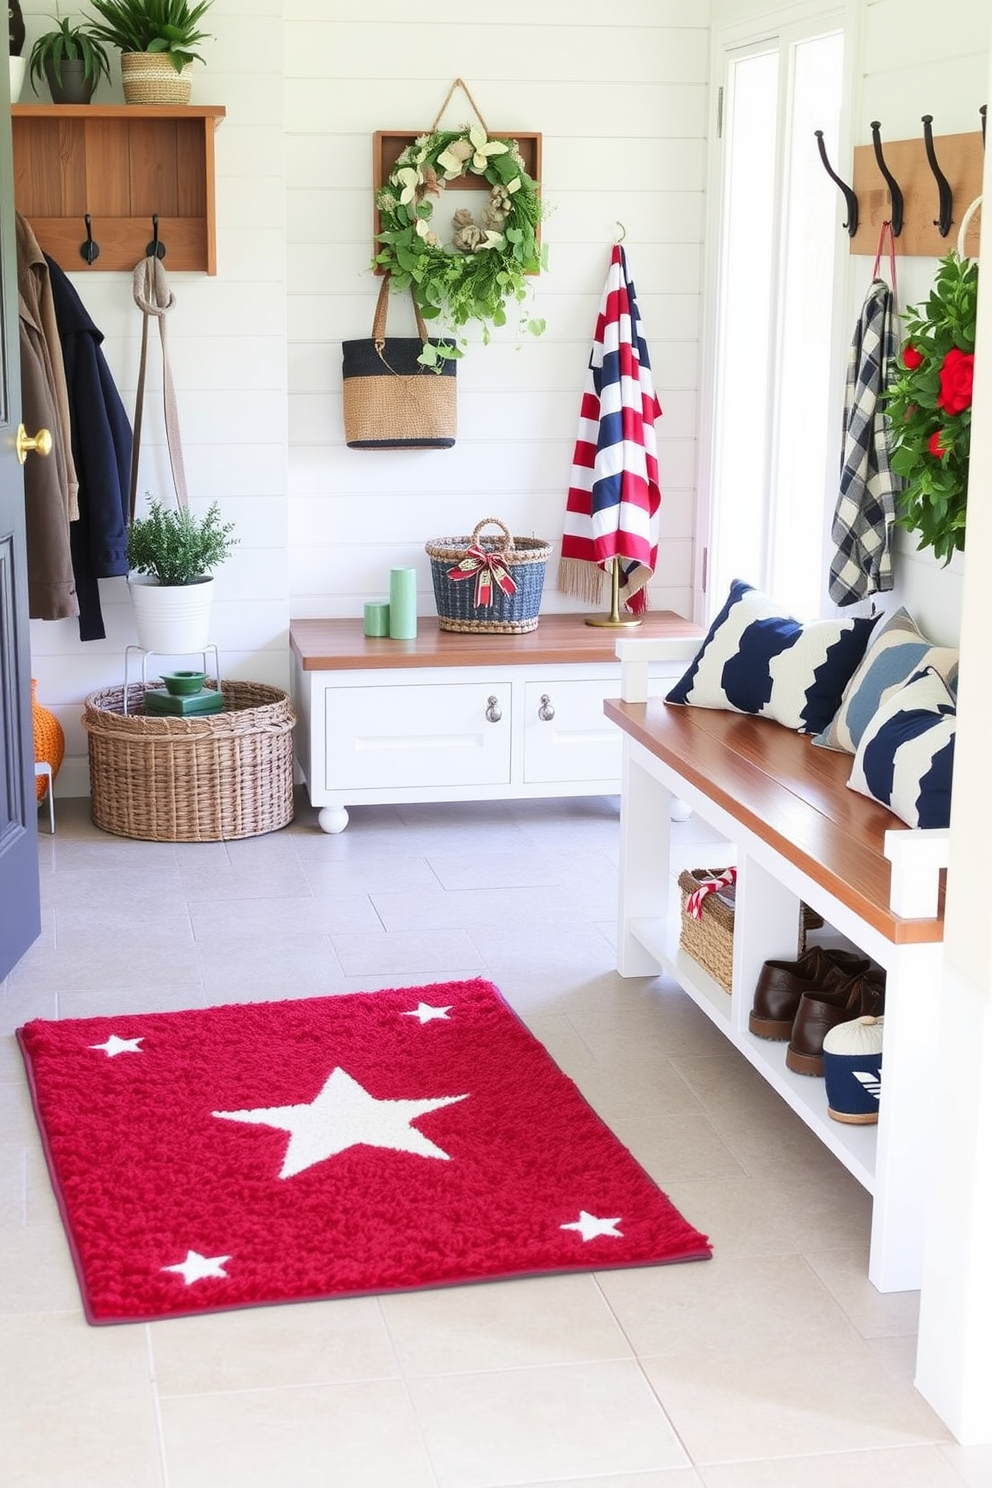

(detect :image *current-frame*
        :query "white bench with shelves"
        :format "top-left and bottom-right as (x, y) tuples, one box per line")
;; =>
(606, 635), (949, 1292)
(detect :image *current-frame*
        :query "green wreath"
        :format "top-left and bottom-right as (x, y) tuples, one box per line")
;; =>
(885, 250), (977, 564)
(374, 126), (546, 366)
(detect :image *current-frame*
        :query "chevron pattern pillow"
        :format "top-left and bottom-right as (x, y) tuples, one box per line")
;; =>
(665, 580), (879, 734)
(847, 666), (956, 829)
(815, 606), (959, 754)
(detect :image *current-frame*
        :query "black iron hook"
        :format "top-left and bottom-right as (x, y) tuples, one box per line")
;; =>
(814, 131), (859, 236)
(981, 104), (987, 149)
(79, 212), (100, 266)
(922, 116), (954, 237)
(870, 121), (904, 237)
(145, 213), (166, 261)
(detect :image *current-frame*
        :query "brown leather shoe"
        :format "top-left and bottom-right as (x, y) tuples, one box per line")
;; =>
(786, 974), (886, 1077)
(748, 947), (870, 1040)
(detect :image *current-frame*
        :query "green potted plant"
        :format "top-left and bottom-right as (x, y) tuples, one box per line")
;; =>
(127, 497), (237, 652)
(28, 14), (111, 104)
(85, 0), (213, 104)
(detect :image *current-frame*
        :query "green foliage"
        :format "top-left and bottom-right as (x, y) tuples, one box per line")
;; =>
(28, 14), (111, 92)
(374, 127), (546, 366)
(127, 499), (238, 586)
(85, 0), (213, 70)
(885, 252), (978, 564)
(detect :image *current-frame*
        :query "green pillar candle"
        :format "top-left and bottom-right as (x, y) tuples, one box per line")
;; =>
(388, 568), (418, 639)
(363, 600), (390, 638)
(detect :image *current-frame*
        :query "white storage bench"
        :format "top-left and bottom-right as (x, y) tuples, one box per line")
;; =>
(606, 635), (949, 1293)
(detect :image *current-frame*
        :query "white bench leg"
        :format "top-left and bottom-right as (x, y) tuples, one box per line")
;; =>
(616, 743), (669, 977)
(867, 941), (941, 1292)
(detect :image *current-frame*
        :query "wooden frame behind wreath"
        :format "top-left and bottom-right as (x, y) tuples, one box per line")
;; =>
(372, 80), (545, 366)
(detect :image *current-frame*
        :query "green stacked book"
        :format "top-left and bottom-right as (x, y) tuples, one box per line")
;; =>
(144, 687), (225, 716)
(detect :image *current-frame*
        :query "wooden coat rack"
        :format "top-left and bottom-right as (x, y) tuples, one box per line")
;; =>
(847, 121), (984, 257)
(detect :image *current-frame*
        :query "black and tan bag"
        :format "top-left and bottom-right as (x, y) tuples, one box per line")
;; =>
(342, 276), (457, 449)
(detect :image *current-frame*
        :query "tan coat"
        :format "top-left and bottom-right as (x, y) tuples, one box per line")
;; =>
(16, 215), (79, 620)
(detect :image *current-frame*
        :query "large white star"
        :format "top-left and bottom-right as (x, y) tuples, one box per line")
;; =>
(162, 1249), (231, 1285)
(403, 1002), (452, 1023)
(89, 1034), (144, 1058)
(561, 1210), (624, 1242)
(212, 1067), (469, 1179)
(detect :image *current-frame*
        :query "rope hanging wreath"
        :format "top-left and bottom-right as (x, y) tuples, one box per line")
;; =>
(373, 79), (546, 366)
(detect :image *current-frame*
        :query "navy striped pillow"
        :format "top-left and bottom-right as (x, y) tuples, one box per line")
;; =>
(848, 667), (955, 829)
(666, 580), (879, 734)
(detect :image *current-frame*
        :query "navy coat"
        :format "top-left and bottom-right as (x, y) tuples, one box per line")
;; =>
(46, 255), (133, 641)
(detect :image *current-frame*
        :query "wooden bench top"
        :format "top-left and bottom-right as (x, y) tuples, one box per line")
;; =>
(290, 612), (701, 672)
(604, 697), (945, 946)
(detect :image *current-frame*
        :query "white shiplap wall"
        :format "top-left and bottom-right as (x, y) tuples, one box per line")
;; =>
(26, 0), (989, 789)
(284, 1), (709, 624)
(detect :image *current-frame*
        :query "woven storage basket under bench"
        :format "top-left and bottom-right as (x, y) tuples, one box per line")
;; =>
(83, 681), (296, 842)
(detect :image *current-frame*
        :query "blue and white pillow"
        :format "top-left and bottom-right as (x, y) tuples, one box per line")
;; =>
(814, 606), (959, 753)
(848, 666), (956, 829)
(665, 580), (879, 735)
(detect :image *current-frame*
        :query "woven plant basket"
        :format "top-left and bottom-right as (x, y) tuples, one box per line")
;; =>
(426, 517), (550, 634)
(677, 868), (825, 994)
(83, 681), (295, 843)
(120, 52), (192, 105)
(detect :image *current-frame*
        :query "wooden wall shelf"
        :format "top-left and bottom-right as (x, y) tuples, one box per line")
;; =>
(11, 104), (225, 274)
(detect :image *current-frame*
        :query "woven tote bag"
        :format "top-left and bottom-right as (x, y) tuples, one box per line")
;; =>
(342, 276), (457, 449)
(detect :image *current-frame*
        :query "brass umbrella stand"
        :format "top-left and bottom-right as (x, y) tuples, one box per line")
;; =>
(584, 558), (643, 628)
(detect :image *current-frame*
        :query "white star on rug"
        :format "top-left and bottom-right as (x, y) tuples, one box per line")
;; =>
(403, 1002), (453, 1023)
(212, 1067), (469, 1179)
(162, 1249), (231, 1285)
(561, 1210), (623, 1241)
(89, 1035), (144, 1058)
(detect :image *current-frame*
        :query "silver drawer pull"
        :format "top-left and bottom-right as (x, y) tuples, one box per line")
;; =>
(485, 695), (502, 724)
(538, 694), (555, 722)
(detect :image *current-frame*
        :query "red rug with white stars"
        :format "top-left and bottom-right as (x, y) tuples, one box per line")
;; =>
(17, 978), (711, 1323)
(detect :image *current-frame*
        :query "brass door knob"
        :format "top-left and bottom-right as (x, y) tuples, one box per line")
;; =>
(16, 424), (53, 464)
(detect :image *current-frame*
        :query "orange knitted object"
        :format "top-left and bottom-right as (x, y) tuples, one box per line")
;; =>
(32, 679), (64, 802)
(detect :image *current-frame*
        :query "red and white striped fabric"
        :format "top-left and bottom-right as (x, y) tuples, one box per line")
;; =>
(558, 243), (662, 615)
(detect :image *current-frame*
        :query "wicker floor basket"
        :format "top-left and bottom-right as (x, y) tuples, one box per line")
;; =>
(426, 517), (551, 634)
(678, 868), (824, 995)
(83, 681), (296, 843)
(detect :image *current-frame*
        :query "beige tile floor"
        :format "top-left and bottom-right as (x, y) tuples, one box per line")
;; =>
(1, 791), (988, 1488)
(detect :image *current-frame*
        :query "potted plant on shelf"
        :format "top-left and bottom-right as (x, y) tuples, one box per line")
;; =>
(127, 497), (237, 652)
(27, 14), (111, 104)
(84, 0), (213, 105)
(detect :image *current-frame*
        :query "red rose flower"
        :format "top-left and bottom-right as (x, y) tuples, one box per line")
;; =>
(937, 347), (975, 414)
(902, 344), (924, 370)
(928, 429), (949, 459)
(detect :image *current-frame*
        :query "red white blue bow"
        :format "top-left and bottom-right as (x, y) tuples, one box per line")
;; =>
(447, 546), (518, 608)
(685, 867), (736, 920)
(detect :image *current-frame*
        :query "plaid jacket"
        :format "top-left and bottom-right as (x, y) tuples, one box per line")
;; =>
(828, 279), (903, 606)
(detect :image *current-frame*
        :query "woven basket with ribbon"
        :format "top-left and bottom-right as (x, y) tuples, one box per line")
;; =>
(425, 517), (550, 634)
(677, 867), (825, 995)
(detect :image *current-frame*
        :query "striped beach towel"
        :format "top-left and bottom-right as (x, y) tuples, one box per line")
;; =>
(558, 243), (662, 614)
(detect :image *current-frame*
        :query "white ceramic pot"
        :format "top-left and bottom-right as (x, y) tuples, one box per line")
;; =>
(128, 574), (214, 653)
(9, 56), (26, 103)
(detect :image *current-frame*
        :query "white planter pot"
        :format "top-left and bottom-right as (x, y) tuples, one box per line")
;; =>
(9, 57), (26, 103)
(128, 574), (214, 653)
